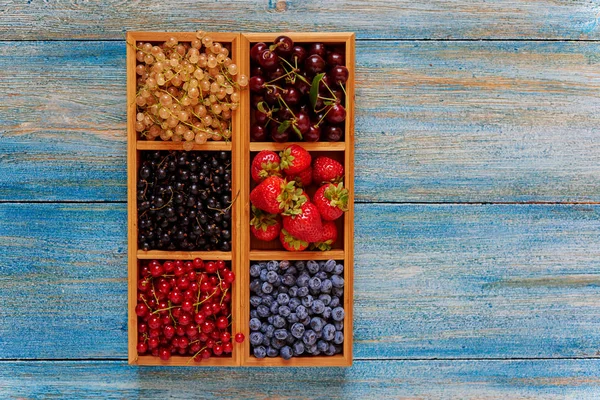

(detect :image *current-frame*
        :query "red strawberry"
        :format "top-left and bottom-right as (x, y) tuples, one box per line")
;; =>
(279, 144), (312, 175)
(280, 229), (308, 251)
(312, 156), (344, 185)
(286, 166), (313, 187)
(313, 221), (338, 251)
(251, 150), (281, 183)
(313, 183), (348, 221)
(250, 206), (281, 241)
(250, 176), (306, 214)
(282, 202), (323, 242)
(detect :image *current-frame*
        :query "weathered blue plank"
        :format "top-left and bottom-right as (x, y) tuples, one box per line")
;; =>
(2, 41), (600, 202)
(0, 0), (598, 40)
(1, 359), (600, 398)
(2, 203), (599, 359)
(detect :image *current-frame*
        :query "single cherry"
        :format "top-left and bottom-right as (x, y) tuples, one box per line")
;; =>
(305, 54), (326, 74)
(308, 43), (327, 58)
(305, 125), (322, 142)
(324, 125), (343, 142)
(273, 35), (294, 57)
(258, 50), (278, 70)
(249, 76), (266, 92)
(250, 125), (267, 141)
(327, 51), (345, 67)
(291, 45), (308, 64)
(330, 65), (349, 85)
(326, 104), (346, 124)
(251, 42), (268, 62)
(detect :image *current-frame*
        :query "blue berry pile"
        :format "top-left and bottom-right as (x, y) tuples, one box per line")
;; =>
(249, 259), (345, 359)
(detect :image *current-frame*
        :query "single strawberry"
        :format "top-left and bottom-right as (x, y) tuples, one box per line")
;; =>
(312, 156), (344, 185)
(279, 144), (312, 175)
(282, 202), (323, 242)
(280, 229), (308, 251)
(250, 205), (281, 241)
(313, 221), (338, 251)
(250, 176), (307, 215)
(286, 166), (313, 187)
(251, 150), (281, 183)
(313, 182), (348, 221)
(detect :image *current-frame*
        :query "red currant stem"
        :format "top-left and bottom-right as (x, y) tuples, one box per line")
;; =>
(195, 275), (203, 313)
(193, 289), (217, 306)
(340, 82), (347, 97)
(151, 304), (181, 315)
(168, 300), (177, 325)
(150, 281), (159, 304)
(149, 187), (173, 211)
(220, 288), (228, 305)
(277, 96), (296, 119)
(187, 346), (208, 364)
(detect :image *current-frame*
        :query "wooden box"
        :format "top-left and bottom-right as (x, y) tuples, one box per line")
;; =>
(127, 31), (354, 367)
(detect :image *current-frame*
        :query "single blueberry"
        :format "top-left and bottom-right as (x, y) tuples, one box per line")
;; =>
(296, 305), (308, 320)
(307, 260), (320, 274)
(250, 295), (262, 307)
(261, 294), (274, 307)
(266, 271), (278, 284)
(305, 343), (318, 354)
(262, 334), (271, 346)
(267, 260), (279, 271)
(259, 269), (268, 282)
(250, 263), (262, 277)
(332, 287), (344, 298)
(279, 260), (290, 270)
(318, 261), (326, 271)
(316, 271), (328, 280)
(311, 317), (325, 332)
(250, 318), (262, 331)
(280, 346), (293, 360)
(295, 261), (306, 271)
(334, 320), (344, 331)
(288, 286), (299, 297)
(302, 329), (317, 345)
(322, 306), (332, 320)
(293, 341), (305, 355)
(301, 316), (311, 326)
(325, 343), (336, 356)
(273, 315), (286, 328)
(318, 294), (331, 306)
(324, 259), (336, 273)
(334, 331), (344, 344)
(274, 329), (289, 340)
(317, 340), (329, 353)
(322, 324), (336, 341)
(297, 287), (309, 297)
(308, 277), (322, 291)
(331, 274), (344, 288)
(291, 322), (305, 339)
(272, 275), (282, 287)
(271, 338), (286, 349)
(267, 316), (274, 325)
(288, 297), (301, 311)
(270, 301), (280, 314)
(266, 346), (279, 357)
(286, 266), (298, 275)
(257, 305), (270, 318)
(250, 332), (264, 346)
(287, 313), (299, 323)
(250, 279), (262, 294)
(277, 293), (290, 305)
(261, 322), (269, 333)
(278, 305), (291, 317)
(301, 295), (314, 308)
(262, 282), (274, 294)
(329, 296), (340, 308)
(296, 274), (310, 287)
(311, 299), (325, 314)
(332, 307), (345, 321)
(278, 285), (288, 294)
(253, 346), (267, 358)
(282, 274), (296, 286)
(285, 334), (295, 344)
(265, 324), (275, 338)
(250, 309), (258, 319)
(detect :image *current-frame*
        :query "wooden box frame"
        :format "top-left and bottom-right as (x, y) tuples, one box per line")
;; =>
(127, 31), (354, 367)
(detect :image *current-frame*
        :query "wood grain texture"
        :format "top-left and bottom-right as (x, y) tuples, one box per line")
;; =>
(1, 359), (600, 399)
(2, 203), (600, 360)
(0, 0), (599, 40)
(2, 40), (600, 202)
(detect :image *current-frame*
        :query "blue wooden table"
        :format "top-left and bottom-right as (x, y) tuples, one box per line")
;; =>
(2, 1), (600, 398)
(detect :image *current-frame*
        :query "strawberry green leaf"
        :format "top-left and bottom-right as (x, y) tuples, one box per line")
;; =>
(310, 73), (326, 110)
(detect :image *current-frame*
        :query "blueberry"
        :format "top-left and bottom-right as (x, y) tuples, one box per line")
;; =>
(291, 322), (305, 338)
(325, 343), (336, 356)
(257, 305), (270, 318)
(271, 338), (286, 349)
(296, 274), (310, 287)
(317, 340), (329, 353)
(250, 264), (262, 277)
(282, 274), (296, 286)
(261, 295), (274, 307)
(250, 318), (262, 331)
(274, 328), (289, 340)
(250, 279), (262, 293)
(288, 297), (301, 311)
(270, 302), (279, 315)
(315, 329), (323, 339)
(301, 295), (314, 308)
(329, 296), (340, 308)
(253, 346), (267, 358)
(266, 271), (278, 283)
(267, 316), (274, 325)
(310, 317), (325, 332)
(273, 315), (286, 328)
(278, 285), (288, 294)
(307, 261), (320, 274)
(318, 294), (331, 306)
(288, 286), (299, 297)
(334, 320), (344, 331)
(332, 287), (344, 298)
(324, 259), (336, 272)
(322, 324), (336, 341)
(287, 313), (299, 323)
(250, 332), (264, 346)
(295, 261), (306, 271)
(272, 275), (282, 287)
(293, 341), (305, 355)
(305, 343), (318, 354)
(259, 269), (268, 282)
(309, 277), (322, 291)
(296, 305), (308, 320)
(302, 329), (317, 345)
(332, 307), (345, 321)
(334, 263), (344, 275)
(301, 316), (311, 326)
(262, 282), (274, 294)
(279, 260), (290, 270)
(322, 306), (332, 319)
(262, 334), (271, 346)
(297, 287), (309, 297)
(265, 324), (275, 338)
(267, 260), (279, 271)
(250, 295), (262, 307)
(334, 344), (343, 354)
(311, 300), (325, 314)
(278, 305), (291, 317)
(285, 334), (295, 344)
(286, 266), (298, 275)
(319, 261), (327, 271)
(250, 310), (258, 319)
(277, 293), (290, 305)
(280, 346), (293, 360)
(331, 275), (344, 288)
(316, 271), (328, 280)
(334, 331), (344, 344)
(266, 346), (279, 357)
(261, 322), (269, 333)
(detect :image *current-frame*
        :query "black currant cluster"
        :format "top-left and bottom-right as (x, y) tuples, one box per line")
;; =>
(137, 150), (232, 251)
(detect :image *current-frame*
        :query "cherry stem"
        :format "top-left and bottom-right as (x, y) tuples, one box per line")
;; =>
(318, 95), (338, 102)
(277, 96), (296, 119)
(321, 78), (337, 99)
(316, 106), (332, 127)
(340, 82), (347, 97)
(266, 70), (294, 85)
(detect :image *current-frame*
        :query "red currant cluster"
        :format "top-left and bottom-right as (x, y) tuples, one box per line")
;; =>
(135, 258), (244, 362)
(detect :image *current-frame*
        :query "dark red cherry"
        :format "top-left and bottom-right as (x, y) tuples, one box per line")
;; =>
(251, 65), (265, 76)
(250, 125), (267, 141)
(327, 51), (345, 67)
(255, 109), (269, 125)
(267, 66), (286, 81)
(291, 45), (308, 64)
(305, 54), (326, 74)
(326, 104), (346, 124)
(264, 86), (282, 105)
(294, 111), (311, 134)
(278, 107), (295, 121)
(258, 50), (278, 70)
(251, 42), (268, 62)
(249, 76), (266, 92)
(270, 124), (289, 143)
(324, 125), (343, 142)
(282, 86), (301, 106)
(308, 43), (327, 58)
(251, 94), (265, 109)
(330, 65), (349, 85)
(305, 125), (322, 142)
(295, 72), (311, 95)
(273, 35), (294, 57)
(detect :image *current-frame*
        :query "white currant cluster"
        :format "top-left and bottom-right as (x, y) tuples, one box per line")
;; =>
(134, 31), (248, 149)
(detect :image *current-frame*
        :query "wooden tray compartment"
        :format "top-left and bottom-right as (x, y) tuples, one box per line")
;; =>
(127, 31), (242, 366)
(239, 33), (355, 367)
